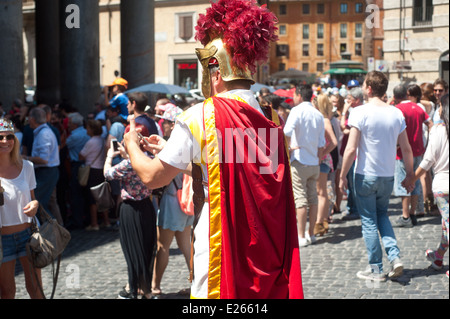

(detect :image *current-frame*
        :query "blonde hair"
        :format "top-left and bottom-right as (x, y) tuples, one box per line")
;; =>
(10, 135), (23, 168)
(314, 94), (333, 119)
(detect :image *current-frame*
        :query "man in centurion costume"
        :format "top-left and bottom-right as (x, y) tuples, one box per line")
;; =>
(124, 0), (303, 299)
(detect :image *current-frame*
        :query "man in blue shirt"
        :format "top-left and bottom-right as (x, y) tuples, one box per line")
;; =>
(27, 107), (60, 216)
(65, 112), (90, 229)
(103, 77), (129, 121)
(66, 112), (90, 162)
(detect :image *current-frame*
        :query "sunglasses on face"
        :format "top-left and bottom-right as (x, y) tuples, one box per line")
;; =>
(434, 89), (444, 93)
(0, 134), (15, 141)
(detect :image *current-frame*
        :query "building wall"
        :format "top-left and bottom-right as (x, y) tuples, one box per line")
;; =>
(154, 1), (209, 88)
(268, 0), (368, 76)
(23, 0), (36, 88)
(98, 0), (209, 88)
(383, 0), (449, 92)
(99, 0), (121, 87)
(369, 0), (384, 61)
(22, 0), (209, 91)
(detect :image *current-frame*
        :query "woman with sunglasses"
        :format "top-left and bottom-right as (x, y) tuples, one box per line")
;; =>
(433, 79), (448, 125)
(0, 118), (42, 299)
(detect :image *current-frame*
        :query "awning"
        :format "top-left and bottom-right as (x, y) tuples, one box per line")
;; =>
(250, 83), (275, 93)
(323, 68), (367, 75)
(271, 68), (313, 79)
(273, 88), (295, 98)
(125, 83), (189, 95)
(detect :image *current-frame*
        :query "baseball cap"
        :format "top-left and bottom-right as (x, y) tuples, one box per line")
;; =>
(158, 103), (177, 112)
(347, 80), (359, 88)
(0, 118), (14, 133)
(156, 105), (183, 122)
(108, 77), (128, 89)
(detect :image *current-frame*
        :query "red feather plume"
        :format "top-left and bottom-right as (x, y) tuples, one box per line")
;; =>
(195, 0), (279, 74)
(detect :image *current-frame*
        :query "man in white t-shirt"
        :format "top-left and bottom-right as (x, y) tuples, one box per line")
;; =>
(339, 71), (415, 282)
(284, 84), (325, 247)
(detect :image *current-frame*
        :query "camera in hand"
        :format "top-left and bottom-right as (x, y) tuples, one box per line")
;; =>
(112, 140), (119, 152)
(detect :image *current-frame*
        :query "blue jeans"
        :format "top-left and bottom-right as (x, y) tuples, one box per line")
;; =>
(354, 174), (400, 272)
(69, 161), (88, 228)
(346, 161), (358, 215)
(34, 166), (59, 217)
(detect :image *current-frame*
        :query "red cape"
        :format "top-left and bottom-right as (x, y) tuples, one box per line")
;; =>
(206, 95), (303, 299)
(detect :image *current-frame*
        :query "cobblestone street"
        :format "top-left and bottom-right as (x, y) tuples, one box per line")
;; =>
(14, 197), (449, 300)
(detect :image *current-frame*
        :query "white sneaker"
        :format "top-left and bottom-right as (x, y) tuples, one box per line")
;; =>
(388, 258), (404, 279)
(298, 237), (309, 247)
(356, 266), (387, 282)
(305, 232), (317, 245)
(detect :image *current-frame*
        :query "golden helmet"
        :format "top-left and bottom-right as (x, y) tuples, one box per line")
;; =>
(194, 0), (278, 99)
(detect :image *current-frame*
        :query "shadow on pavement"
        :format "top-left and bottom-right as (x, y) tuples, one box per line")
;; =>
(390, 265), (449, 286)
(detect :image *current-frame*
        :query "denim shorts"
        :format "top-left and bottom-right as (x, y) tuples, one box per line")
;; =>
(393, 156), (423, 197)
(320, 163), (331, 174)
(1, 228), (32, 263)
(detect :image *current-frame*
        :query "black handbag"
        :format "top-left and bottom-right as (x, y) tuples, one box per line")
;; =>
(90, 181), (115, 212)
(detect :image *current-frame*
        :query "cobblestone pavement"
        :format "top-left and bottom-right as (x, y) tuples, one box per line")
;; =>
(13, 197), (449, 299)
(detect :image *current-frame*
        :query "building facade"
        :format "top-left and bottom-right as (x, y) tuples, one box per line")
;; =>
(383, 0), (449, 91)
(153, 0), (209, 90)
(21, 0), (209, 96)
(267, 0), (371, 82)
(16, 0), (449, 108)
(21, 0), (374, 98)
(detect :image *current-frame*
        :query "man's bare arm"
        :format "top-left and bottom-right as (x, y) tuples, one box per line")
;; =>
(339, 126), (360, 193)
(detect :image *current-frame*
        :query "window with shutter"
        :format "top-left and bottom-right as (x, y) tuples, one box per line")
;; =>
(179, 15), (193, 41)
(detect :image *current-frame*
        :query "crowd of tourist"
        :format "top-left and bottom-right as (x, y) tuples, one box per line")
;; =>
(273, 76), (448, 281)
(0, 73), (448, 299)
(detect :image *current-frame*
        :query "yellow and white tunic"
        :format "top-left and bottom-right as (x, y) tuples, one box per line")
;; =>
(157, 90), (264, 298)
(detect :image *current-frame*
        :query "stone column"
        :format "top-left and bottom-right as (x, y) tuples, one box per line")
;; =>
(0, 0), (24, 111)
(35, 0), (61, 106)
(60, 0), (100, 116)
(120, 0), (155, 89)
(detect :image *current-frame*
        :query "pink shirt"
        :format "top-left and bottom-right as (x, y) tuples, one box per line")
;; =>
(79, 136), (106, 169)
